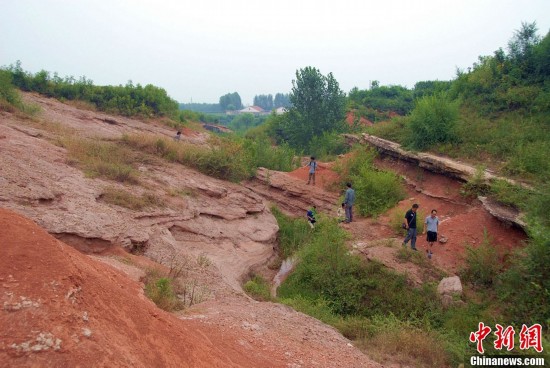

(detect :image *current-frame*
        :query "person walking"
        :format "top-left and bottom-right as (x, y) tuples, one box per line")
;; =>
(423, 209), (439, 259)
(306, 157), (317, 185)
(343, 183), (355, 223)
(402, 204), (419, 251)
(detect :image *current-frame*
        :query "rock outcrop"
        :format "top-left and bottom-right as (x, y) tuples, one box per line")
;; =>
(0, 94), (278, 293)
(245, 167), (340, 217)
(346, 133), (528, 230)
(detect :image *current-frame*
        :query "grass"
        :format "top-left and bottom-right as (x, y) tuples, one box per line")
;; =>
(243, 274), (273, 301)
(60, 137), (141, 183)
(143, 269), (184, 311)
(122, 133), (254, 182)
(271, 206), (311, 258)
(100, 186), (164, 210)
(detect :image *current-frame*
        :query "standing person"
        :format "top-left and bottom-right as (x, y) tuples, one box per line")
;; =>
(173, 130), (182, 141)
(306, 205), (317, 228)
(306, 156), (317, 185)
(402, 204), (419, 251)
(343, 183), (355, 223)
(423, 209), (439, 259)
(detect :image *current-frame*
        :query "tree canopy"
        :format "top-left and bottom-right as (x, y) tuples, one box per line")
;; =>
(219, 92), (243, 111)
(281, 67), (346, 147)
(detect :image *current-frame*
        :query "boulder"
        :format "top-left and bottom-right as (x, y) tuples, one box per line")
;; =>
(437, 276), (462, 296)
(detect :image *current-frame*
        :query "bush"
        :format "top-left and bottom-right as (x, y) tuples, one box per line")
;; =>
(144, 270), (183, 311)
(243, 275), (273, 301)
(408, 94), (459, 150)
(460, 231), (502, 288)
(498, 225), (550, 326)
(0, 69), (22, 109)
(271, 206), (311, 258)
(336, 148), (405, 217)
(307, 131), (349, 160)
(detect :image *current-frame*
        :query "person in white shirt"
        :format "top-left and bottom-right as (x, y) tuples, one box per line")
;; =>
(423, 209), (440, 258)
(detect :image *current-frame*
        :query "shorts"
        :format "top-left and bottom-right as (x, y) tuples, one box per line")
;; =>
(427, 231), (437, 242)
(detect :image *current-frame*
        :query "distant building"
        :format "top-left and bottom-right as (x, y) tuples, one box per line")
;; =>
(274, 107), (288, 115)
(238, 106), (265, 115)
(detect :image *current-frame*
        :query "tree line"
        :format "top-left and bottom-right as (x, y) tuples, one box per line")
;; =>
(2, 61), (179, 117)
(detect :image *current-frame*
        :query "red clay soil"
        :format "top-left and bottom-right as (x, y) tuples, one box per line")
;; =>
(287, 162), (341, 190)
(0, 208), (285, 368)
(346, 111), (373, 127)
(374, 157), (527, 272)
(286, 153), (527, 274)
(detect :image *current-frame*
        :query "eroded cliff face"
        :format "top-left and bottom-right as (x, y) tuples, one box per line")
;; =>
(0, 93), (383, 368)
(344, 133), (527, 230)
(0, 93), (278, 292)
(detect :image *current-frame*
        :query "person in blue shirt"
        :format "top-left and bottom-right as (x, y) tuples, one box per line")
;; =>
(402, 204), (419, 251)
(306, 205), (317, 228)
(343, 183), (355, 223)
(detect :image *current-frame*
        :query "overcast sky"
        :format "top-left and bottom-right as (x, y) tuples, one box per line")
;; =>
(2, 0), (549, 105)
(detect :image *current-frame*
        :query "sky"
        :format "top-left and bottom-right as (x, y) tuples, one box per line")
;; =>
(1, 0), (550, 105)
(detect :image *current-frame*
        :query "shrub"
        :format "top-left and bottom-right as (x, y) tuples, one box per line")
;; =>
(336, 148), (405, 217)
(0, 69), (22, 109)
(498, 224), (550, 326)
(307, 131), (349, 160)
(144, 270), (183, 311)
(243, 274), (273, 301)
(460, 231), (502, 288)
(271, 206), (311, 258)
(408, 94), (459, 150)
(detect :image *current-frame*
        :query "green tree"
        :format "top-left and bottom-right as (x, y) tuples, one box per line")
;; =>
(274, 93), (291, 108)
(284, 66), (346, 147)
(219, 92), (242, 111)
(253, 94), (273, 110)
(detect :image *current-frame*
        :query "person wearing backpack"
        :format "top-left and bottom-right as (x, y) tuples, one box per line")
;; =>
(402, 203), (419, 251)
(306, 205), (317, 228)
(306, 156), (317, 185)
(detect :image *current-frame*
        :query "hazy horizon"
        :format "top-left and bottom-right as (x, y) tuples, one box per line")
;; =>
(1, 0), (549, 106)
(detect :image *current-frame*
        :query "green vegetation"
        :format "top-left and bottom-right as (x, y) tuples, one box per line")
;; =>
(219, 92), (243, 111)
(3, 61), (179, 118)
(144, 269), (183, 311)
(278, 67), (347, 149)
(367, 23), (550, 185)
(271, 206), (311, 258)
(60, 137), (141, 183)
(348, 82), (414, 116)
(270, 211), (466, 366)
(460, 231), (502, 288)
(122, 133), (298, 182)
(408, 93), (459, 150)
(335, 147), (405, 216)
(243, 274), (273, 301)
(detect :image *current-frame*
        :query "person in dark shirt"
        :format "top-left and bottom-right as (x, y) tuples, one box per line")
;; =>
(402, 203), (419, 251)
